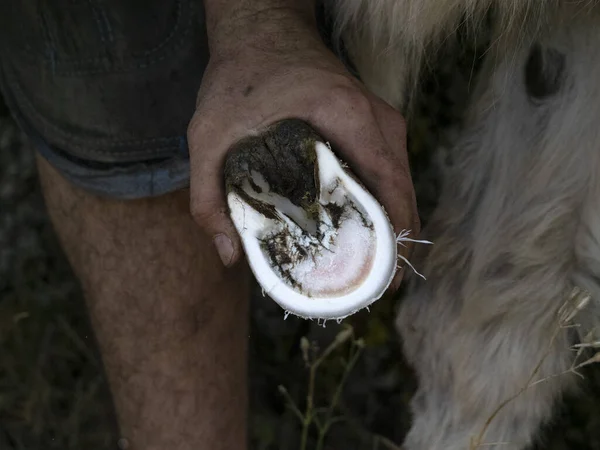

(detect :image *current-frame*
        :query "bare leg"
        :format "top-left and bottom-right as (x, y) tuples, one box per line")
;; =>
(36, 156), (250, 450)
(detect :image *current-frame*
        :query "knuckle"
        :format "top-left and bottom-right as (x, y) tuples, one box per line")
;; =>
(187, 115), (204, 142)
(331, 84), (372, 114)
(316, 81), (371, 118)
(190, 200), (222, 229)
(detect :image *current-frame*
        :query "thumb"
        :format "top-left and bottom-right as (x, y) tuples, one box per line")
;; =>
(188, 114), (245, 268)
(190, 194), (242, 268)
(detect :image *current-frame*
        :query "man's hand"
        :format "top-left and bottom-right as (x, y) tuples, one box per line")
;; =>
(188, 4), (419, 288)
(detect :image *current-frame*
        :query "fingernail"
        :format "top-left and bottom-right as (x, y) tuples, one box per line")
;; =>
(214, 234), (234, 267)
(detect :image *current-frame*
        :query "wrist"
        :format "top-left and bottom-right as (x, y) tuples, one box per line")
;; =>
(204, 0), (317, 56)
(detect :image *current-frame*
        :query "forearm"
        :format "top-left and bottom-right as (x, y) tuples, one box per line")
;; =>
(204, 0), (317, 50)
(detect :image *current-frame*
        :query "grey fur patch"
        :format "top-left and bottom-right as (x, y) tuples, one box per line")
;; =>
(525, 44), (566, 100)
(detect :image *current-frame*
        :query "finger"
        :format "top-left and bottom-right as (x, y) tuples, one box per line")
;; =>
(389, 267), (405, 292)
(369, 96), (420, 232)
(373, 101), (423, 291)
(309, 86), (415, 222)
(187, 112), (248, 267)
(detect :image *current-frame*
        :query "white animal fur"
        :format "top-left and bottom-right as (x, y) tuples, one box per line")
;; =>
(328, 0), (600, 448)
(330, 0), (556, 109)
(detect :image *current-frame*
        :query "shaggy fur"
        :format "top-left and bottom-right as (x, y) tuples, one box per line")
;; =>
(330, 0), (557, 109)
(329, 0), (600, 449)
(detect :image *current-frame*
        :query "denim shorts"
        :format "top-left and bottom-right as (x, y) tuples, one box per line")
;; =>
(0, 0), (212, 199)
(0, 1), (343, 200)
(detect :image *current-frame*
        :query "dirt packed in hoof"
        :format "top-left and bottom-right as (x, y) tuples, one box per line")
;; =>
(224, 118), (393, 309)
(225, 120), (322, 213)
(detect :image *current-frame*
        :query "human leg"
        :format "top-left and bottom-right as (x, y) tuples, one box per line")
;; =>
(37, 156), (250, 450)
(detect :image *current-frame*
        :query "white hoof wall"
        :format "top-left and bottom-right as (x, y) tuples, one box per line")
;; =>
(225, 120), (398, 320)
